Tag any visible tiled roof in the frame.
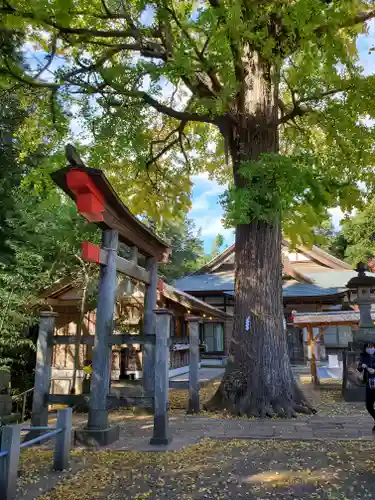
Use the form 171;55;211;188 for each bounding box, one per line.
293;310;375;325
174;267;375;298
174;273;346;298
283;281;343;297
174;273;235;292
162;282;231;318
305;270;375;289
223;281;344;298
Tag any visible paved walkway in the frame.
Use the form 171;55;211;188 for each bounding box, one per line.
169;367;225;388
92;411;375;452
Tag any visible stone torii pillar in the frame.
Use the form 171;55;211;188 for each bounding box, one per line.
31;311;58;429
86;229;119;440
185;316;202;414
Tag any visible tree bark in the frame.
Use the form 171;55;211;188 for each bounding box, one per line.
205;50;313;417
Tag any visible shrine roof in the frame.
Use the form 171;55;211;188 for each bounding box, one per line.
305;270;375;289
293;310;375;326
51;166;171;263
174;272;235;293
174;272;347;297
222;281;345;298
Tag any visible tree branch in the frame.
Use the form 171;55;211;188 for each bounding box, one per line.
278;103;310;125
100;0;113;17
0;62;59;89
207;0;243;82
34;35;57;79
279;84;355;125
107;92;214;124
146;138;179;167
315;8;375;36
0;6;140;38
141;93;214;124
165;6;221;94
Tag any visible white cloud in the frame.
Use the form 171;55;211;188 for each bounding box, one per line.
193;215;233;238
328;207;344;231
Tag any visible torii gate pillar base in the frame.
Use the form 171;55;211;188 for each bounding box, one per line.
74;425;120;447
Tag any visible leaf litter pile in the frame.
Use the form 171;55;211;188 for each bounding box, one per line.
19;439;375;499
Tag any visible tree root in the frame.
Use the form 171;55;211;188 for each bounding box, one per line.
204;382;316;418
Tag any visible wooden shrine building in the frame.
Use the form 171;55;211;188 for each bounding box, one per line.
174;243;363;364
40;274;229;395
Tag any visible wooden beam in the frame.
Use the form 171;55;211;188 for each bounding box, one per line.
53;334;156;346
47;394;154;409
82;244;151;283
116;254;150;284
294;320;357;328
108;334;155;345
45;299;81;306
53;336;94;345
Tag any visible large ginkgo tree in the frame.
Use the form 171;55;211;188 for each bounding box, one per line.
2;0;375;416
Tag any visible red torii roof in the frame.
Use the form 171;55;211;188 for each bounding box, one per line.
51;166;171;263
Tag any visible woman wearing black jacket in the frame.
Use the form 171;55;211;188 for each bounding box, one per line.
357;342;375;430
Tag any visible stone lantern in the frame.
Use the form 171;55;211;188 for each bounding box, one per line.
346;262;375;350
346;262;375;328
343;263;375;401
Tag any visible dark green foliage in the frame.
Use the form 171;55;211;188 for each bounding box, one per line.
0;189;100;390
158;217;207;283
339;205;375;266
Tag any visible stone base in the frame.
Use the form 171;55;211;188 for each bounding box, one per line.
0;413;20;425
74;425;120;447
149;435;172;446
343;386;366;402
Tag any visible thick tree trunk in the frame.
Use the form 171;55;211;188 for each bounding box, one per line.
205;51;313;417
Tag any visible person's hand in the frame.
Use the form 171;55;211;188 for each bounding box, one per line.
368;368;375;375
362;363;368;369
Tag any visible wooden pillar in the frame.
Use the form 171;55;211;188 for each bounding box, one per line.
0;424;21;500
150;309;171;446
53;407;72;471
143;257;158;395
87;229;118;430
126;246;138;296
186;317;201;414
31;311;58;428
307;325;318;385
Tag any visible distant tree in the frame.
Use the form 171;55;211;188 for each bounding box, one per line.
314;218;348;261
340;205;375;267
158;217;206;282
210;234;225;259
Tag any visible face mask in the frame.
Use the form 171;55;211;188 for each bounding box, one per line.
366;348;375;355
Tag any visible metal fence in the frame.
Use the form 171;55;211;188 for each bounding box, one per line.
11;387;34;422
0;407;72;499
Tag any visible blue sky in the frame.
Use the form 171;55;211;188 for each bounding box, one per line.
191;21;375;253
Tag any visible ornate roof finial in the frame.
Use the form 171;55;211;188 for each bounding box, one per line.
356;262;368;277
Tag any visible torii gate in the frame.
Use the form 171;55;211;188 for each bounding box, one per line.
31;145;172;446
